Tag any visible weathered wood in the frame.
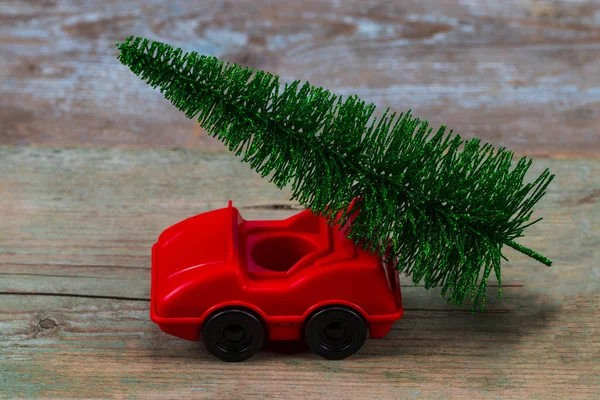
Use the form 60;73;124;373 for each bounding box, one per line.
1;294;597;399
2;0;600;156
0;147;598;398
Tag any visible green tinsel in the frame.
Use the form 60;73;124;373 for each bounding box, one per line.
116;36;554;312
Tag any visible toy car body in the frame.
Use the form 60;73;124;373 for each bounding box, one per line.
150;200;403;361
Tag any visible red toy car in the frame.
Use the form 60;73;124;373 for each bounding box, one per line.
150;199;403;361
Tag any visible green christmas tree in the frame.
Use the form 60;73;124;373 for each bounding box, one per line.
116;36;554;311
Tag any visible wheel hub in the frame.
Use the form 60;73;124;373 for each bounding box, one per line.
223;324;245;343
324;321;347;341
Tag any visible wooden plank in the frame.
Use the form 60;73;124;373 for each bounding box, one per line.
1;294;598;399
0;146;598;398
2;0;600;156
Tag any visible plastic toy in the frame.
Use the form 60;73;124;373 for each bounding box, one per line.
150;199;402;361
116;36;555;361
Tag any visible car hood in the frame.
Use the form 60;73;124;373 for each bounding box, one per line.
153;207;231;283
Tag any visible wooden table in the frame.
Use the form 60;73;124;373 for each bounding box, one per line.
1;1;599;399
1;147;598;399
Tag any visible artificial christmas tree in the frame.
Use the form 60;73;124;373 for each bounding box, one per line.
116;36;554;359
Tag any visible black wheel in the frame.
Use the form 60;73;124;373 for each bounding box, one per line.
304;306;367;360
202;308;264;362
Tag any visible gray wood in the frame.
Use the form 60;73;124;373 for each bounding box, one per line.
0;147;598;398
2;0;600;156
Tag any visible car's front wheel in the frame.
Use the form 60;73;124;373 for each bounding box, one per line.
202;308;265;362
304;306;367;360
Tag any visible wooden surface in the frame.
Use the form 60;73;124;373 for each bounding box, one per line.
2;0;600;157
0;147;598;399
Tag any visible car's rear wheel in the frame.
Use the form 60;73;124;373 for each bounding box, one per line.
304;306;367;360
202;308;264;362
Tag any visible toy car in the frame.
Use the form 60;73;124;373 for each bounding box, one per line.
150;199;403;361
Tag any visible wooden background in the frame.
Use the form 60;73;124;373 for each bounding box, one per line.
3;0;600;156
1;0;599;399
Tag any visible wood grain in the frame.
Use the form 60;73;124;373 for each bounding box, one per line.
2;0;600;156
0;147;598;399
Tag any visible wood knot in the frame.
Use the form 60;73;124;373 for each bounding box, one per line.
39;318;58;330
